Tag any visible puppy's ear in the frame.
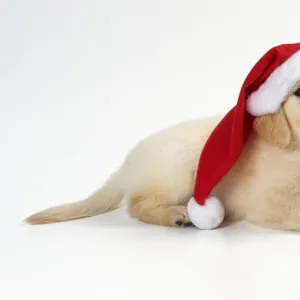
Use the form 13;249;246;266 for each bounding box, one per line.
253;107;291;148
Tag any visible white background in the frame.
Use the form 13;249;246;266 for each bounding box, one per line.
1;1;300;299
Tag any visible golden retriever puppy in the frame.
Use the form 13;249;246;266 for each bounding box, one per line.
25;84;300;231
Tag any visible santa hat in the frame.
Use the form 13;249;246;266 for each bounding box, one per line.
188;42;300;230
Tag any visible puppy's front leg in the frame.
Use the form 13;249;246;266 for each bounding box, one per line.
247;194;300;231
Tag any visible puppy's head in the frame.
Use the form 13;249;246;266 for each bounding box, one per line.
253;83;300;148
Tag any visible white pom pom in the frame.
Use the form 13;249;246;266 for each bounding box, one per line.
187;197;225;230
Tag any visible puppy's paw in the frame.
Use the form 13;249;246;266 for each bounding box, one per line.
168;206;193;228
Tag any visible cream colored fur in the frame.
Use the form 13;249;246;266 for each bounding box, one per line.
26;86;300;230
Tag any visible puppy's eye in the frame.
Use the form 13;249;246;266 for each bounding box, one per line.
294;88;300;97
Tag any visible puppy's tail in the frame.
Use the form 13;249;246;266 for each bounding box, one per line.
25;172;124;225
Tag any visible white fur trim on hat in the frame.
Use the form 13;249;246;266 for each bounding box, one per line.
247;50;300;117
187;197;225;230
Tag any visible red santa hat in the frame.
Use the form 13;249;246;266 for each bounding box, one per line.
188;42;300;230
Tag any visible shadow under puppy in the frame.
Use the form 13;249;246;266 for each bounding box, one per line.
26;43;300;231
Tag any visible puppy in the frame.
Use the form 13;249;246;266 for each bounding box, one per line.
25;84;300;230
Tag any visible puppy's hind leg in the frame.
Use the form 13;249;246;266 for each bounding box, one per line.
127;187;192;228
